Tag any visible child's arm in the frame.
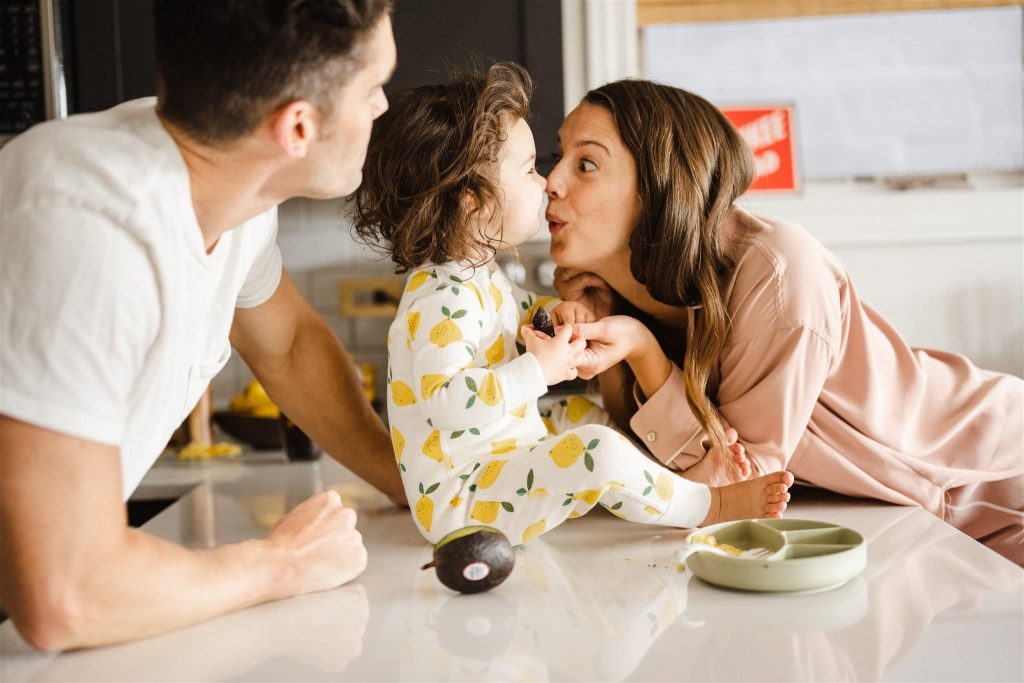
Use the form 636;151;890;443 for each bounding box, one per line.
402;284;548;432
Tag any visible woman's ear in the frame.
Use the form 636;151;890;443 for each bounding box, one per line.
268;100;319;158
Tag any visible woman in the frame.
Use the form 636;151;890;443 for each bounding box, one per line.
546;79;1023;564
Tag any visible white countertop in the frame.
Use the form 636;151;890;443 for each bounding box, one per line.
3;454;1022;682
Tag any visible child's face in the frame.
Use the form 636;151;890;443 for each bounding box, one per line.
492;117;547;247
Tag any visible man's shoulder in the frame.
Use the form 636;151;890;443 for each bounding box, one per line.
1;98;178;221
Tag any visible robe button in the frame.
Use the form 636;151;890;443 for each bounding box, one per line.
646;431;657;443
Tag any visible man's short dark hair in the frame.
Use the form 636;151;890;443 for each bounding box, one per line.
154;0;392;145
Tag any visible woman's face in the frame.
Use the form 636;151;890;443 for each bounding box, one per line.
545;102;639;273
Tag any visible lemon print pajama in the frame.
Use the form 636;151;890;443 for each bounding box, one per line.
387;262;713;545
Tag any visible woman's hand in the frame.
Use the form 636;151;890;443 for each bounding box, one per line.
553;267;614;320
573;316;653;379
521;323;586;385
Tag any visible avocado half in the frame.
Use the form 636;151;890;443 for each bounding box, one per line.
422;526;515;593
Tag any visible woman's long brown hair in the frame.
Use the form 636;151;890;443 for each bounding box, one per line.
584;80;754;465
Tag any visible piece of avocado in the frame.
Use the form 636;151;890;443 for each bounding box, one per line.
532;307;556;337
421;526;515;593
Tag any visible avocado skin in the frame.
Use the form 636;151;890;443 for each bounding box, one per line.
532;307;555;337
426;527;515;594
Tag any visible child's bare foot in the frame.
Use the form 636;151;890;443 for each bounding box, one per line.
701;471;794;525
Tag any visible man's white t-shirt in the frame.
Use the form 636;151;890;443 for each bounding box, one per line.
0;98;283;498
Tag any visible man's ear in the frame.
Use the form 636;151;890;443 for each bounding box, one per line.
269;100;318;158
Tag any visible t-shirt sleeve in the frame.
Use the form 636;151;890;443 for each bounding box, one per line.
235;210;282;309
0;202;160;445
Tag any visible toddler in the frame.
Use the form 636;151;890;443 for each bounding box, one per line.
353;63;793;544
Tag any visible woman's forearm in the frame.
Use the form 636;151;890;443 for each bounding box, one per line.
597;363;637;432
625;330;674;401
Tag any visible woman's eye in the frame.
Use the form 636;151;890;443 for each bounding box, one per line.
580;159;597;172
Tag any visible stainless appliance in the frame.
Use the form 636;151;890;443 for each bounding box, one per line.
0;0;66;145
0;0;156;148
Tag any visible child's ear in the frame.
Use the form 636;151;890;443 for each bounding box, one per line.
460;190;495;228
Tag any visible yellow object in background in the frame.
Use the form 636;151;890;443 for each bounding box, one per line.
360;362;376;402
177;441;242;461
229;380;280;417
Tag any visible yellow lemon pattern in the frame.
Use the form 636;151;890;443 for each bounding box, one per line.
550;434;600;470
391;379;416;406
429;306;465;348
477;459;508;488
388;262;707;545
422;429;446;463
521;519;547;543
566;396;596;423
488;281;503;310
490;439;516;456
415;481;440;532
470;500;500;524
406;311;421;350
485;334;505;366
420;374;449;400
391;425;405;463
406;270;432;292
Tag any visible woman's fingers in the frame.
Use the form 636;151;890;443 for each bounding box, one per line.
555;268;609;299
572;318;611;342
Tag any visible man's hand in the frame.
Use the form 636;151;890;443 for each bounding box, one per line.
264;490;367;595
521;323;586;385
552;268;614;320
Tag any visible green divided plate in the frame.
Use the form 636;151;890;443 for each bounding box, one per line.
684;519;867;593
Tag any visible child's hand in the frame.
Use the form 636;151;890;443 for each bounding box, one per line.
551;301;594;336
521;323;586;385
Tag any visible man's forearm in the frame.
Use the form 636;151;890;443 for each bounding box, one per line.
247;315;406;505
43;532;285;650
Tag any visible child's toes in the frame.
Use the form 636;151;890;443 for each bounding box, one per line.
765;500;787;514
766;482;788;496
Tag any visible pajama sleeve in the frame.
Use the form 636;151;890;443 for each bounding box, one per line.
406;284;548;432
629;324;834;477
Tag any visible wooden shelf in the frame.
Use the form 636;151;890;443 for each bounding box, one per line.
637;0;1024;26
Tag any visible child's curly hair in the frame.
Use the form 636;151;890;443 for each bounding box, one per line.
352;62;533;272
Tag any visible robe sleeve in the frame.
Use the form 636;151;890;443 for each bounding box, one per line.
629;324;834;476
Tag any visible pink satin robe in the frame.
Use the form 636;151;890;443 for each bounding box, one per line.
628;209;1023;564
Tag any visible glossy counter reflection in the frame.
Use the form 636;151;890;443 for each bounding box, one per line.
2;458;1021;682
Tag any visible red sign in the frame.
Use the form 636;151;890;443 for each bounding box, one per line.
720;105;799;193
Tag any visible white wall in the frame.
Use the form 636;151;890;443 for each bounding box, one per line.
642;7;1024;178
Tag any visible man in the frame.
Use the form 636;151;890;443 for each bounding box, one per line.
0;0;402;650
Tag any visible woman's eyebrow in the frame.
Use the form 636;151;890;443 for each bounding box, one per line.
553;135;610;155
578;140;610;154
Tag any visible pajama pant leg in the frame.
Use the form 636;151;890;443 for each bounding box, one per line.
440;396;712;545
